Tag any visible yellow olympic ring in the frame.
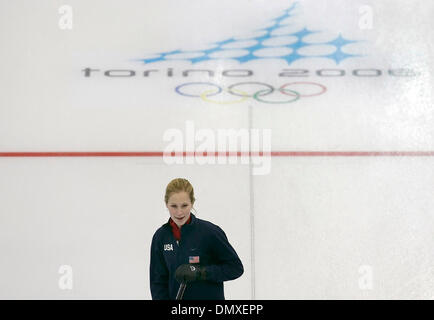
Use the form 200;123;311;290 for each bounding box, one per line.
200;88;249;105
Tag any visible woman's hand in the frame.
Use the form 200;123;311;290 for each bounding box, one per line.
175;264;207;283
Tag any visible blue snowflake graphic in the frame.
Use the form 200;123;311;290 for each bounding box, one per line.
136;2;363;65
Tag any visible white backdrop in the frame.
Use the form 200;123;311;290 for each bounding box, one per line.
0;0;433;299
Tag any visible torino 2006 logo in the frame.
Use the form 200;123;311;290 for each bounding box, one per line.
129;1;420;105
81;3;420;104
175;81;327;104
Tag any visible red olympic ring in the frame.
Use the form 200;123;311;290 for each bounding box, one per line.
280;82;327;97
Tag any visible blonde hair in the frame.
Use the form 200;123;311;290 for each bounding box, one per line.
164;178;196;205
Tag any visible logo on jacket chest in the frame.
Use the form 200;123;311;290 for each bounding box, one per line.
189;256;200;264
164;243;174;251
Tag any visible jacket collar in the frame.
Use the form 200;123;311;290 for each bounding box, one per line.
166;212;196;228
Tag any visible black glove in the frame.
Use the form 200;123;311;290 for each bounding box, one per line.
175;264;207;283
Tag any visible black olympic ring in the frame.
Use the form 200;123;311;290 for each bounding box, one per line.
228;82;275;97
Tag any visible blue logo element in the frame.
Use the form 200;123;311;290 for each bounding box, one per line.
138;2;362;65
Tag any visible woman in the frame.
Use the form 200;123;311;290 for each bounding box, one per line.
150;178;244;300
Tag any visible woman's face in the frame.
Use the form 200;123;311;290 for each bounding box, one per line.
166;191;192;227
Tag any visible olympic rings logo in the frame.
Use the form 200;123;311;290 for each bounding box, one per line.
175;81;327;104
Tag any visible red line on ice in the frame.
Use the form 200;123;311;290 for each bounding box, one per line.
1;151;434;157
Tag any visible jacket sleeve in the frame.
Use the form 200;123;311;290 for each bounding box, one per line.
204;225;244;283
149;232;170;300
